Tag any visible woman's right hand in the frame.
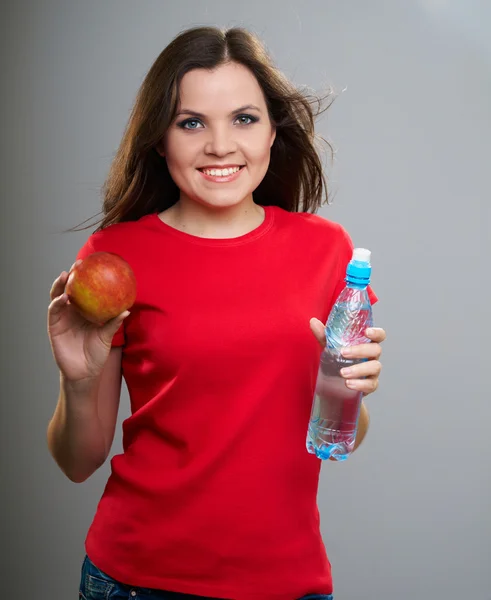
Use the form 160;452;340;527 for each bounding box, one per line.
47;262;129;387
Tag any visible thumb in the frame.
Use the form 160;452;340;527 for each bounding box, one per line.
310;317;327;348
100;310;130;346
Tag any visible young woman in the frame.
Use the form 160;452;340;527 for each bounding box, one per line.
47;26;386;600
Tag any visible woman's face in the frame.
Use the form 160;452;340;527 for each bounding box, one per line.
160;62;276;210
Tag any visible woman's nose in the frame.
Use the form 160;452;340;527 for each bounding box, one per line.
204;126;238;157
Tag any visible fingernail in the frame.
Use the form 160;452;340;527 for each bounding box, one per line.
340;367;352;377
346;380;356;388
366;328;375;336
341;347;352;357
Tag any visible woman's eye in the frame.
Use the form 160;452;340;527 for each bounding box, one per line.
235;114;258;126
179;119;203;130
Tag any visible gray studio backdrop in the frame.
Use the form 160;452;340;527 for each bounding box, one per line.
1;1;489;599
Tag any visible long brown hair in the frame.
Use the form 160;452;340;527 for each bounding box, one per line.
77;26;333;232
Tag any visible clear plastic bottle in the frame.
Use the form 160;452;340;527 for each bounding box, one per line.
306;248;373;461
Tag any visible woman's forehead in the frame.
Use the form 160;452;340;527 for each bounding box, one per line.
178;63;266;112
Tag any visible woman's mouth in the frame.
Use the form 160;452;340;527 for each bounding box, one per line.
197;165;245;183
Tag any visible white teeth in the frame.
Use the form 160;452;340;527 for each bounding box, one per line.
202;166;241;177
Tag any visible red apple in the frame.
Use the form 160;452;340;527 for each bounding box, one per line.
65;251;137;323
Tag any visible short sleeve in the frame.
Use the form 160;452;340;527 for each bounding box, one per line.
333;224;379;306
74;235;126;347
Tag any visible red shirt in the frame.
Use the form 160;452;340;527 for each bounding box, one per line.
76;205;377;599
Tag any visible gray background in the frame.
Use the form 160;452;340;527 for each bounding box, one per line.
1;1;489;599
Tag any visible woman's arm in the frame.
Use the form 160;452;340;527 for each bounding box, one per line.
47;347;123;483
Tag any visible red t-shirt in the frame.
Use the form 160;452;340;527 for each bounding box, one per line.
76;205;377;600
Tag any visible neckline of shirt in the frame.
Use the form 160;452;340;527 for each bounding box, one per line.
150;204;276;247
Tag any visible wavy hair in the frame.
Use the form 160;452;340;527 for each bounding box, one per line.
75;26;334;231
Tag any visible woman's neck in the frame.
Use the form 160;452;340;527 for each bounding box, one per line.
158;197;265;239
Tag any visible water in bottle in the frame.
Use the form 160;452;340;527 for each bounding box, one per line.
306;248;373;461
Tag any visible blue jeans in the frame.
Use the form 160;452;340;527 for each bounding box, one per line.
79;555;334;600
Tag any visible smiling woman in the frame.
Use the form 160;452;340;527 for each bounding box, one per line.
47;25;386;600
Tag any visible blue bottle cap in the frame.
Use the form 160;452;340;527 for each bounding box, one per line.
346;248;371;286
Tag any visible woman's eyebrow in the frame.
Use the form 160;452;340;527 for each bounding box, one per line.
175;104;262;118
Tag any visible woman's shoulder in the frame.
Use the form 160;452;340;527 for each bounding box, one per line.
271;205;347;239
89;214;157;243
77;214;158;259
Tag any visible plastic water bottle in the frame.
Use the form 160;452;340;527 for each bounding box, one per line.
306;248;373;461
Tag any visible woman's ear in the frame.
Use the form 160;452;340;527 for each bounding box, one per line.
155;141;165;158
270;126;276;148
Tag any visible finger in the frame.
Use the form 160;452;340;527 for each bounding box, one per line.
309;317;326;348
49;260;83;300
68;259;83;272
342;343;381;360
99;310;130;346
365;327;386;343
50;272;69;300
345;376;379;395
48;292;68;316
340;360;382;380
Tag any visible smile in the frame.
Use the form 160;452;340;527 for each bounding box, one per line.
197;165;245;183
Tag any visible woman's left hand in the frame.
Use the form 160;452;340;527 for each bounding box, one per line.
309;318;386;398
